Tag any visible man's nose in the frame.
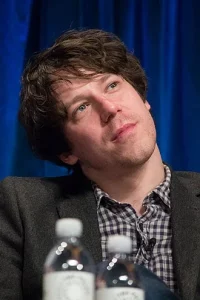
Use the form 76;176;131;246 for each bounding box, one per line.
96;97;121;123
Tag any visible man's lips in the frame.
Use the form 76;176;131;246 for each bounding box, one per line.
111;123;136;141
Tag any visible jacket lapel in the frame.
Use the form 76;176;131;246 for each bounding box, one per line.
171;172;200;300
55;174;102;264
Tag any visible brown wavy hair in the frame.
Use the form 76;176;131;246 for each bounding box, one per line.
19;29;147;166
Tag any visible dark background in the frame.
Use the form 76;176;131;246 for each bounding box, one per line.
0;0;200;179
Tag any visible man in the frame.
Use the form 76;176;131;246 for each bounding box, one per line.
0;29;199;300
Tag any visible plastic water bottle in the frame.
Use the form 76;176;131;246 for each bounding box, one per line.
96;235;145;300
43;218;95;300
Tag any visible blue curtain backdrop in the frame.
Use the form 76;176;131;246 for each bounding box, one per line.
0;0;200;179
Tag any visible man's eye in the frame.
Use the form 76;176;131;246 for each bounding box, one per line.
108;82;118;90
74;103;89;114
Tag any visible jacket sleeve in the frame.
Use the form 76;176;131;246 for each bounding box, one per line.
0;177;23;300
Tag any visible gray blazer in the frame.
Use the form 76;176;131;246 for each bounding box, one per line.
0;170;200;300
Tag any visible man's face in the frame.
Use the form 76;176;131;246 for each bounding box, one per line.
56;74;156;174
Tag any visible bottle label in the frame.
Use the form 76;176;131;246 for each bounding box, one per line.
96;287;144;300
43;271;95;300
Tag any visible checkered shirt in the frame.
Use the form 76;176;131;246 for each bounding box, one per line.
93;165;177;293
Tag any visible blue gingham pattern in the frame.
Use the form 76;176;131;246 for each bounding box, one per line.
93;165;177;293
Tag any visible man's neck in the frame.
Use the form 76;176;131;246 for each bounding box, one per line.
84;145;165;215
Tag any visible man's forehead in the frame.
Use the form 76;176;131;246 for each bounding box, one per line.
53;73;115;95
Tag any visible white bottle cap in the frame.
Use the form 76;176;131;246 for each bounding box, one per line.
107;235;132;254
55;218;83;238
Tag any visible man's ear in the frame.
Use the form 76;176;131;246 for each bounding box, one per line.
59;153;79;165
144;100;151;111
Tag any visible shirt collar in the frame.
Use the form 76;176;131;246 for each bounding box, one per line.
143;165;171;208
92;165;171;209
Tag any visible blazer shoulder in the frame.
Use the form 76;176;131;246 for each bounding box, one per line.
174;170;200;180
0;172;88;198
1;175;70;187
173;170;200;191
0;175;75;199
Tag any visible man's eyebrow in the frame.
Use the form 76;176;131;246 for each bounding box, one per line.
65;94;85;109
98;73;112;84
65;74;115;108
